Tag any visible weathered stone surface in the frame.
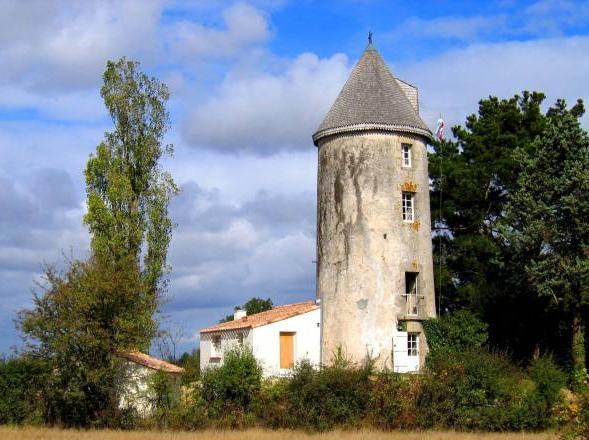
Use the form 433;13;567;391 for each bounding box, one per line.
316;132;436;369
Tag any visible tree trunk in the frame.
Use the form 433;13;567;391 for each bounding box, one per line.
572;307;587;389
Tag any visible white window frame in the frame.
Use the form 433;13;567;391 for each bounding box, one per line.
402;143;412;168
402;191;415;223
407;333;419;357
211;335;222;358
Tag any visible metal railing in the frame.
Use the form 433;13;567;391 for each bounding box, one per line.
401;293;424;317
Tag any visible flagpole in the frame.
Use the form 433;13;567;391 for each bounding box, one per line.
436;115;444;316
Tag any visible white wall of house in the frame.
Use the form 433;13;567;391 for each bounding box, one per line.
252;308;320;377
200;308;320;377
200;329;252;371
118;361;155;417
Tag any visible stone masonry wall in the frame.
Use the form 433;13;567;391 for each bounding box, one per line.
317;131;435;369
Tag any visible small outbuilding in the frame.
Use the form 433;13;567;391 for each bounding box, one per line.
200;300;320;377
117;351;184;417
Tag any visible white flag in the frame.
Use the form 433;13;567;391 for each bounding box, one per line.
436;117;445;140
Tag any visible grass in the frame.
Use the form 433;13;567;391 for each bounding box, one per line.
0;427;560;440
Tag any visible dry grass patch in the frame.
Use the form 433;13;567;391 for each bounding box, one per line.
0;427;560;440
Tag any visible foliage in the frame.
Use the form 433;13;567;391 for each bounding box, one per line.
527;356;567;424
148;371;182;429
430;91;548;311
221;297;274;322
505;105;589;386
0;355;46;425
200;346;263;421
84;57;178;329
17;58;177;427
430;91;586;365
284;358;373;431
561;392;589;439
18;256;149;427
422;310;488;357
2;348;560;432
418;349;565;431
177;349;200;385
367;373;419;429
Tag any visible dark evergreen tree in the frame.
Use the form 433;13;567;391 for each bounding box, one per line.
506;102;589;386
429;91;585;362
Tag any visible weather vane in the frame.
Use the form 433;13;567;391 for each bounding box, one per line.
368;31;373;45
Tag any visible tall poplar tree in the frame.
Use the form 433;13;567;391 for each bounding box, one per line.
84;57;178;328
18;58;177;426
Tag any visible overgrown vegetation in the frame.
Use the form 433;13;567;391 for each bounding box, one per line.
108;346;572;432
15;58;177;428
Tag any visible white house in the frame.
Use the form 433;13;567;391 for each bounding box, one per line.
199;300;320;377
117;351;184;416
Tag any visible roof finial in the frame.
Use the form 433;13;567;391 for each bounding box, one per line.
368;31;373;46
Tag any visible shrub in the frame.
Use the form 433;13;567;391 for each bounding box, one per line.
0;355;46;425
252;378;291;428
418;349;534;430
367;372;419;429
200;346;262;423
148;370;183;429
422;310;488;358
561;391;589;439
285;358;373;431
526;355;567;428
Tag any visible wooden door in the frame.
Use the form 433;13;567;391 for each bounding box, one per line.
280;332;295;369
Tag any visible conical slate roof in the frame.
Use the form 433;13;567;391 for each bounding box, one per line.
312;45;431;145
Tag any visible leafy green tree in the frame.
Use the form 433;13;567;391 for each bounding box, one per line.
221;297;274;322
18;255;147;426
18;58;177;426
177;349;201;384
505;104;589;386
84;57;178;319
430;91;546;312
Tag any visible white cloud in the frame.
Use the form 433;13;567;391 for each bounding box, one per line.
0;0;165;93
168;2;271;59
182;52;350;153
521;1;589;35
397;36;589;131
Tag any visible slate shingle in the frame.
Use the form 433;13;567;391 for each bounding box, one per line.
313;45;431;145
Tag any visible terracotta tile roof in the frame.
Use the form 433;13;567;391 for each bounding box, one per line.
200;300;319;334
118;351;185;374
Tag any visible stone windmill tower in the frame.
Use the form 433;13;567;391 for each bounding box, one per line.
313;41;436;372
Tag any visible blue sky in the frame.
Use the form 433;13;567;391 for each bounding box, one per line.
1;0;589;356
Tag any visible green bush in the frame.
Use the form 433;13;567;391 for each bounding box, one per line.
285;359;373;431
367;372;419;429
526;355;567;428
252;378;291;428
200;346;262;423
418;348;567;431
0;355;46;425
422;310;488;358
